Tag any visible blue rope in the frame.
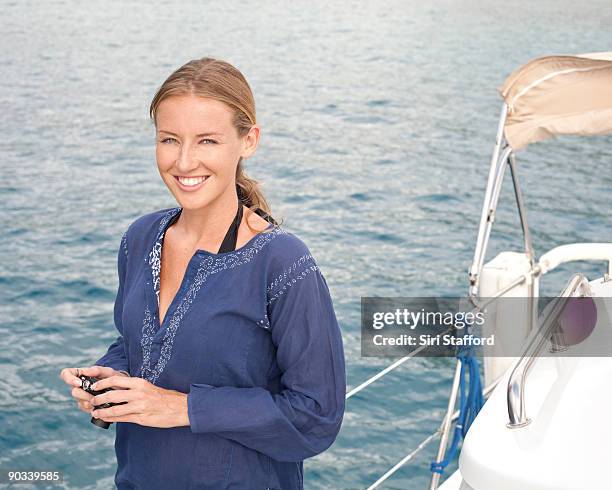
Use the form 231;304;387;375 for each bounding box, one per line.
430;345;484;475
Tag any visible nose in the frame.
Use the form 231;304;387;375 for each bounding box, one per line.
175;141;200;173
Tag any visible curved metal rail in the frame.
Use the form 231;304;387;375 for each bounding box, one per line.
506;273;591;428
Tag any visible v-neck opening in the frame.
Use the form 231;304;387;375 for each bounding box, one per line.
148;206;276;332
139;206;286;384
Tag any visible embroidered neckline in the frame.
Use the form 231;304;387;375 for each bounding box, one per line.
147;207;278;305
139;207;286;384
148;207;182;306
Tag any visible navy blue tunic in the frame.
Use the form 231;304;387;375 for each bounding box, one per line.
94;206;346;489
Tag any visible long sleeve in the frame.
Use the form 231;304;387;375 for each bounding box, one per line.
94;231;130;373
187;254;346;462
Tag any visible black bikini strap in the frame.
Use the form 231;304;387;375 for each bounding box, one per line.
218;201;244;253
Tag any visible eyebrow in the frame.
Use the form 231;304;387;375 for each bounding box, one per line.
157;130;222;137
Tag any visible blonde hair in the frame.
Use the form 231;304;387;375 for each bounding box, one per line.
149;57;281;232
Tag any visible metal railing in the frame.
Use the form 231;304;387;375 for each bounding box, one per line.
506;273;591;428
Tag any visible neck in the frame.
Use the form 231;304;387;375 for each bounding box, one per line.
175;187;241;248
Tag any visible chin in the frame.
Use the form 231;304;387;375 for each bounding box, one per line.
173;190;219;210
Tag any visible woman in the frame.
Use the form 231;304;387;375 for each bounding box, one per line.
59;57;346;489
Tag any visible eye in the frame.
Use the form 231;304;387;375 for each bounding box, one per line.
158;137;217;144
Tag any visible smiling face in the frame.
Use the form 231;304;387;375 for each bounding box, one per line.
154;94;259;209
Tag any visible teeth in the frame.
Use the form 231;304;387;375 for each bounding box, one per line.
177;176;208;186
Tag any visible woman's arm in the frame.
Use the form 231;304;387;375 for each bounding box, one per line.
187;254;346;462
94;231;130;373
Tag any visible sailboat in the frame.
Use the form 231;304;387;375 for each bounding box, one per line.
352;51;612;490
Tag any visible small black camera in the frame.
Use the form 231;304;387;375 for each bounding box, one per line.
79;374;127;429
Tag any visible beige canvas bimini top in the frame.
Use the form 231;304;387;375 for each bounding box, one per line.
499;52;612;150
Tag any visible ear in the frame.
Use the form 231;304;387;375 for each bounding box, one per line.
240;125;260;159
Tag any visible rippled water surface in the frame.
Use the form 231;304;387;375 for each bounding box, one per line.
1;1;611;488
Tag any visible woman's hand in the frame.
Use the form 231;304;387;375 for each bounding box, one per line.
87;375;190;429
59;366;129;415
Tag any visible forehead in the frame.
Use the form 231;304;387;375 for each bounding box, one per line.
156;95;233;130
